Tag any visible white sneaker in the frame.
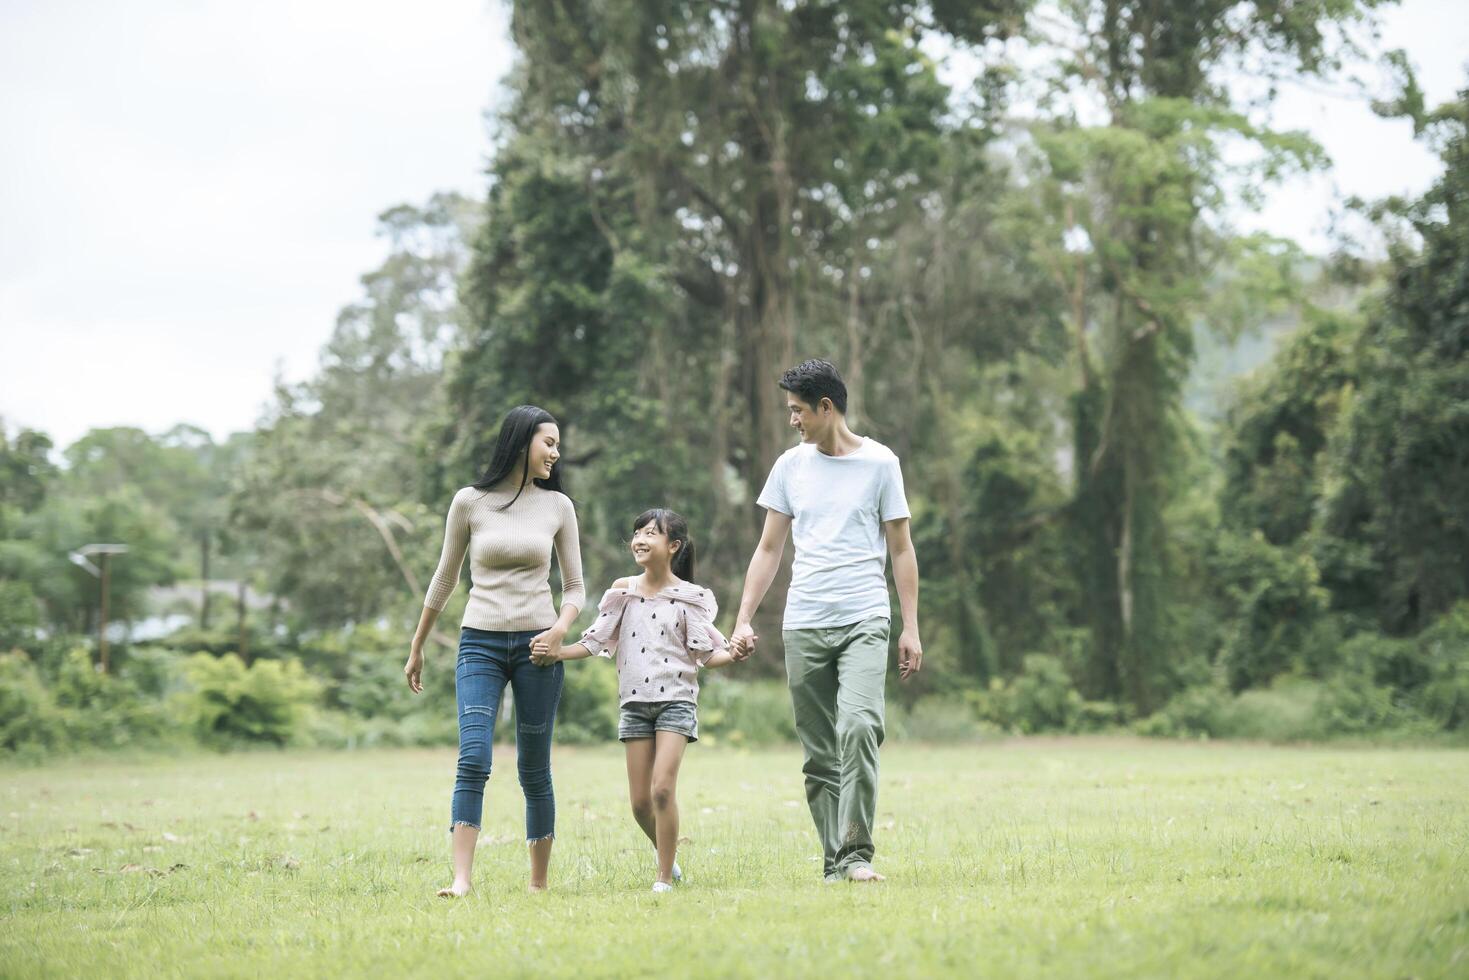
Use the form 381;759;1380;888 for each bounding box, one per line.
651;881;674;894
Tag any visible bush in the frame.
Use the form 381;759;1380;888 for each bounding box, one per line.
1312;673;1418;736
1136;684;1233;738
0;652;66;754
1213;531;1330;691
888;694;999;742
52;647;172;746
555;658;620;744
179;653;320;746
698;678;796;746
974;655;1108;734
1416;602;1469;730
116;645;188;699
0;579;40;650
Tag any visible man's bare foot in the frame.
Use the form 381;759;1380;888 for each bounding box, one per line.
847;866;886;882
528;882;548;893
436;880;471;898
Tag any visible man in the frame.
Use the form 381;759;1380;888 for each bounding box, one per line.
729;358;922;883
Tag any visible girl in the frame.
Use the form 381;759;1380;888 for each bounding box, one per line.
404;405;586;898
531;509;735;893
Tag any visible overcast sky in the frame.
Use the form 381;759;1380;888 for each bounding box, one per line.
2;0;1466;452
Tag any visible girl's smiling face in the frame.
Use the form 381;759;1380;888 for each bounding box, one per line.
630;519;679;571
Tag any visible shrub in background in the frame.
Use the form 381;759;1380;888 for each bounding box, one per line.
698;678;796;746
555;659;620;744
179;653;320;746
0;652;66;754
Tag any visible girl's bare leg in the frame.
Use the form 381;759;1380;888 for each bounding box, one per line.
625;738;657;844
650;730;689;885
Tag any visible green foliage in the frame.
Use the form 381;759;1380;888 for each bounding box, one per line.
179;654;321;747
0;653;67;754
1314;94;1469;634
887;694;1000;742
0;579;40;650
1212;530;1330;690
972;655;1118;734
555;660;620;745
697;678;797;747
11;4;1465;752
1409;602;1469;730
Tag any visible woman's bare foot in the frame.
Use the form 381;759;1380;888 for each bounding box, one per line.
436;879;472;898
847;866;886;882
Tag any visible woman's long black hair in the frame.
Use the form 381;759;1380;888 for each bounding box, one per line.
472;405;566;510
633;508;696;582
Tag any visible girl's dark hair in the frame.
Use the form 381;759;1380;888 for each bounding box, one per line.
633;508;696;582
472;405;565;509
779;358;848;414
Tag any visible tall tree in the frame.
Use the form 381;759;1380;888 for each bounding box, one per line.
1026;0;1386;711
1318;86;1469;634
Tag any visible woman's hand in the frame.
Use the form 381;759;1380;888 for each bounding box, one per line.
404;646;424;694
530;628;564;666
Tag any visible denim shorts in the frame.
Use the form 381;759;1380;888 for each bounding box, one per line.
619;699;699;742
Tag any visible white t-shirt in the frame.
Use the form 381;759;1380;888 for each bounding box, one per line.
756;437;910;630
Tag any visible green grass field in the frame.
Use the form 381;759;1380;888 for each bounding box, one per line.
2;739;1467;978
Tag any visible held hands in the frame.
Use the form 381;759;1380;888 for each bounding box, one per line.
404;647;424;694
728;622;758;662
897;628;923;680
530;628;564;666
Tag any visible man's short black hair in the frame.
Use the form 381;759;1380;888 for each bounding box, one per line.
779;359;848;415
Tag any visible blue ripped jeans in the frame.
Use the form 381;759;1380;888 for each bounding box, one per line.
451;627;564;840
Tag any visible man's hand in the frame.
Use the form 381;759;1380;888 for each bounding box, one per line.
897;628;923;680
729;622;758;662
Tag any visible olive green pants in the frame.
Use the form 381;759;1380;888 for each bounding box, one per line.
783;617;889;879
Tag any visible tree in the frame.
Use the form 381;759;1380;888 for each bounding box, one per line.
1317;86;1469;634
1024;0;1385;712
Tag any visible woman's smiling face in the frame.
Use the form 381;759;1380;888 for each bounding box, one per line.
527;422;560;480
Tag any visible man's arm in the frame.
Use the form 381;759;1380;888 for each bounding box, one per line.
884;517;922;679
729;509;792;659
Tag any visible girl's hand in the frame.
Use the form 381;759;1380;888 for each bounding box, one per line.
404;647;424;694
530;629;563;666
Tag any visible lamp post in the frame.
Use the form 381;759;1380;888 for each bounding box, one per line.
68;543;129;673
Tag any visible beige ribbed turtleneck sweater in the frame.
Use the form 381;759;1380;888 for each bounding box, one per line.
423;483;586;631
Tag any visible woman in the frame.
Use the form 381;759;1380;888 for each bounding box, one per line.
404;405;585;897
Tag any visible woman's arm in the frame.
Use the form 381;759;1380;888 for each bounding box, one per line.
534;498;588;660
406;492;470;693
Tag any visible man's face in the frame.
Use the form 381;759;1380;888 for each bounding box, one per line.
787;395;828;442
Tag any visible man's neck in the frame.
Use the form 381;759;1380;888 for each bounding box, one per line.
812;422;862;458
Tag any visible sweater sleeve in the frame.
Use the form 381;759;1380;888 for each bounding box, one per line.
553;497;586;617
423;489;471;611
579;589;631;659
